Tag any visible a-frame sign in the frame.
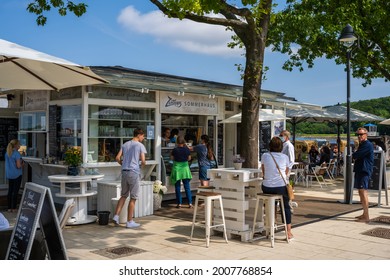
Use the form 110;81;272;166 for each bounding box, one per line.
6;182;67;260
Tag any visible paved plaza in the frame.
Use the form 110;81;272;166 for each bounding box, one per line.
62;172;390;260
2;171;390;261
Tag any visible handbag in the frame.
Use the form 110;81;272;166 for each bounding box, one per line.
269;153;295;201
208;152;218;169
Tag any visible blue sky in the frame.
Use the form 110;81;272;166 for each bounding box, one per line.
0;0;388;106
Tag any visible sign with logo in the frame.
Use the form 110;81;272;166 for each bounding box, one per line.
24;91;48;110
160;92;218;115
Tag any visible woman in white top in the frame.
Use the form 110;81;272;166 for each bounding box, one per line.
261;136;293;240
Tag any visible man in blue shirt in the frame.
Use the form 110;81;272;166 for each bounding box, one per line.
352;127;374;223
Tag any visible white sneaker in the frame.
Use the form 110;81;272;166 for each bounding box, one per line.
126;220;140;228
290;201;299;208
112;215;119;225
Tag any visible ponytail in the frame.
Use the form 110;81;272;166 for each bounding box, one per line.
201;135;214;160
7;139;20;157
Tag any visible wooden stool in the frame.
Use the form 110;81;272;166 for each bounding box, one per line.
196;185;215;193
251;193;289;247
189;191;228;248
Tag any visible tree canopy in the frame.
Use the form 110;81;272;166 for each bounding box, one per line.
26;0;389;167
268;0;390;86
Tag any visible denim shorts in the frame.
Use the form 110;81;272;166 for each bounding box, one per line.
198;166;210;181
354;173;370;190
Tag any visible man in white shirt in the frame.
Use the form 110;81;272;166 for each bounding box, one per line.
280;130;295;173
372;141;383;151
279;130;298;210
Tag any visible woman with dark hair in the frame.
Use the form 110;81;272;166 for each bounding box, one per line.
190;134;214;186
261;136;293;240
318;145;331;165
170;136;193;208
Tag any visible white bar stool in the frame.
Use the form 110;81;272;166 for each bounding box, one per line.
251;193;289;247
196;185;215;193
189;191;228;248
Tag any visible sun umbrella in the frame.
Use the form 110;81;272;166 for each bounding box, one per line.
325;104;385;122
380;118;390;125
0;39;108;91
219;109;289;123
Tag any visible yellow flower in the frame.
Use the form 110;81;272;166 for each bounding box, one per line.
64;147;82;167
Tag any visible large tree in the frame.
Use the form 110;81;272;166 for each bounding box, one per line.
28;0;274;168
26;0;390;168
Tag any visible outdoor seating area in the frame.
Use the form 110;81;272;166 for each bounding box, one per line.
2;174;389;260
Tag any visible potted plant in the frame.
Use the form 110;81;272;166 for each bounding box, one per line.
64;147;82;175
152;180;167;211
233;155;245;170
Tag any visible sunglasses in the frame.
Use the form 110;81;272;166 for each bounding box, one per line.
356;133;366;136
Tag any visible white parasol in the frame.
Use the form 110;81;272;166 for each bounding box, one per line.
220;109;289;123
0;39;108;91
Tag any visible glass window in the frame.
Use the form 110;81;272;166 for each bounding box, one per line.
48;105;81;160
88;105;155;162
20;111;46;131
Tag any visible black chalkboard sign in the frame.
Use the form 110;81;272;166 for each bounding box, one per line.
6;183;67;260
259;121;271;160
0;118;18;160
369;151;385;191
48;105;58;157
367;151;389;206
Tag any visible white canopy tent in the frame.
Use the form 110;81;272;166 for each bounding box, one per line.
380;118;390;125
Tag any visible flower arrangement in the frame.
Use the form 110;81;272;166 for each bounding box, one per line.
64;146;82;167
233;155;245;163
153;180;167;195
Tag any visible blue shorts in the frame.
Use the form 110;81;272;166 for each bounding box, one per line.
354;173;369;190
198;166;210;181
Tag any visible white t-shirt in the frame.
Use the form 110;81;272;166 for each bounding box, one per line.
282;140;295;169
262;152;289;188
0;212;9;230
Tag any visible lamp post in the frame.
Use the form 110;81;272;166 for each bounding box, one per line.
339;24;358;204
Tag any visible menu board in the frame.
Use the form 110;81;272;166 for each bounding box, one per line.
368;151;388;206
259;121;271;160
6;183;67;260
48;105;58;157
369;151;386;190
0;118;18;160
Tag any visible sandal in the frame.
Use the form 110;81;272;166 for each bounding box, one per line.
188;204;193;208
176;204;182;209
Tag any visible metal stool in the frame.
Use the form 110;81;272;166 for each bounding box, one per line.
251;193;289;247
189;191;228;248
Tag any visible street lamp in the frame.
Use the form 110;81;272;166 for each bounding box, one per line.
339;24;358;204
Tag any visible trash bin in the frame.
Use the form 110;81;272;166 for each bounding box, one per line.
97;211;110;225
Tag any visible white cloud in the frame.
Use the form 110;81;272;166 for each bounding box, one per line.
117;6;241;57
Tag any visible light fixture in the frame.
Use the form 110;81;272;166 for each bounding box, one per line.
86;85;93;93
177;91;185;96
338;24;358;204
236;96;242;102
141;87;149;93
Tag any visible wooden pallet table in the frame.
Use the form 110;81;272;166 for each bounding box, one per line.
207;168;263;241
